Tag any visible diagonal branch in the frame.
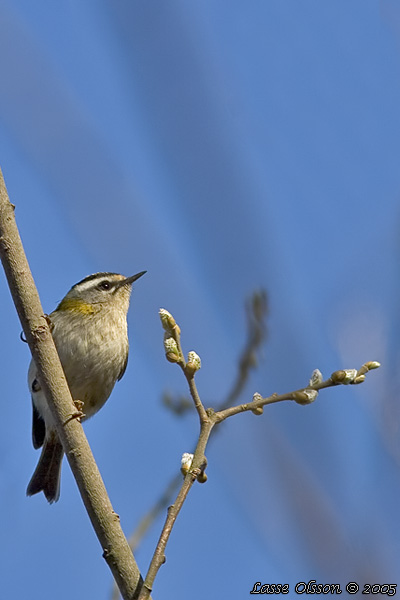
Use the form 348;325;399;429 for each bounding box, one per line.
0;168;147;600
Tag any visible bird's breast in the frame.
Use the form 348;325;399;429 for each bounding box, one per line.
49;308;129;418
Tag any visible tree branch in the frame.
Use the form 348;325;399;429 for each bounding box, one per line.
214;363;380;422
113;293;268;599
139;309;380;597
0;168;147;600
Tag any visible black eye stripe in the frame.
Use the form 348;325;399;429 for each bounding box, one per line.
98;280;112;290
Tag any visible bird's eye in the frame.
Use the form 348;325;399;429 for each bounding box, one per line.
98;280;111;290
31;378;41;393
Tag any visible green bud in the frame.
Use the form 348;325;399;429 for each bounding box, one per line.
309;369;323;387
159;308;181;336
186;351;201;376
293;389;318;405
331;369;357;384
365;361;381;370
164;335;180;363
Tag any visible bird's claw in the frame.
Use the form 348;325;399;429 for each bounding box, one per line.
64;400;86;424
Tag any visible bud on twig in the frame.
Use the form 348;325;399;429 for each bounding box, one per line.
197;471;208;484
355;361;382;378
181;453;193;477
163;335;180;363
196;456;208;483
251;392;264;415
331;369;358;384
330;362;381;385
365;361;380;370
309;369;323;387
159;308;181;337
180;453;208;482
293;389;319;405
186;351;201;376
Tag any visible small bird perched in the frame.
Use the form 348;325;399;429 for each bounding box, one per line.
27;271;146;503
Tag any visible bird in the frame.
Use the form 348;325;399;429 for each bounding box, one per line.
26;270;146;503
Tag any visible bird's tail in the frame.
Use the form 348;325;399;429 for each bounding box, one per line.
27;431;64;503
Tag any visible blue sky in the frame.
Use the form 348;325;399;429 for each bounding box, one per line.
0;1;399;598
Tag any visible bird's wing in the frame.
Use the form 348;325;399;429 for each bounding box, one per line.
118;354;128;381
32;398;46;449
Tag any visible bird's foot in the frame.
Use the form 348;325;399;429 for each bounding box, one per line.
64;399;86;424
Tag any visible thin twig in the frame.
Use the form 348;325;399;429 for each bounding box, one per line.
140;309;380;597
184;374;207;421
112;293;268;599
143;362;379;595
161;290;268;416
138;404;214;600
138;466;202;600
215;365;379;422
0;168;147;600
218;290;268;411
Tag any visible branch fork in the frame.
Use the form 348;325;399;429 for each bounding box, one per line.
136;308;381;598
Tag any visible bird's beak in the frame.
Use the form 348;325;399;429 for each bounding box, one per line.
120;271;147;287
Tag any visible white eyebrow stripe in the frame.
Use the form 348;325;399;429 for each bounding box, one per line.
73;276;110;293
71;273;125;294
